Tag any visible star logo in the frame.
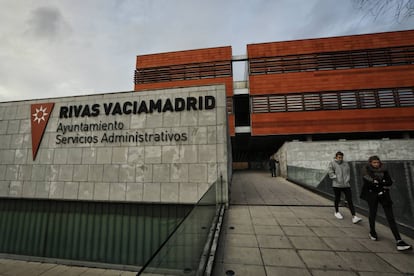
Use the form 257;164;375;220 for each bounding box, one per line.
32;105;49;124
31;103;55;160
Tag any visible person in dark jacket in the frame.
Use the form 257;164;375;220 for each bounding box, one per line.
328;151;361;223
269;156;278;177
361;155;411;251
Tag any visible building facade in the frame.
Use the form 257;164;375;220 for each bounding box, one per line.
1;29;414;269
0;87;230;268
134;30;414;163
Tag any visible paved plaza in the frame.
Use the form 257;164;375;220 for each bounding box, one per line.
1;170;413;275
213;171;414;275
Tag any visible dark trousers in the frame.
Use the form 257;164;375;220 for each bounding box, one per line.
270;168;276;177
333;187;356;215
367;192;401;241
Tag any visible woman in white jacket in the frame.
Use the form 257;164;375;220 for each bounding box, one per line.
328;151;362;224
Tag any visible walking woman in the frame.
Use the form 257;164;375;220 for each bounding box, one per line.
360;155;411;251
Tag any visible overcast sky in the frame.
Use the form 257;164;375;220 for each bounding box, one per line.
1;0;414;102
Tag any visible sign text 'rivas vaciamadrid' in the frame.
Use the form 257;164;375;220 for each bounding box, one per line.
55;95;216;145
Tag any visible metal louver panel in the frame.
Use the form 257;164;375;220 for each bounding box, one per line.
0;198;192;267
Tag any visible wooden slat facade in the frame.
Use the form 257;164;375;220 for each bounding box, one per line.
134;30;414;138
248;30;414;136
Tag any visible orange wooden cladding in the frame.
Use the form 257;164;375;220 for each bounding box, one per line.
248;30;414;136
136;46;232;68
134;46;233;95
247;30;414;58
251;107;414;136
228;114;235;136
249;65;414;95
135;46;234;135
133;30;414;137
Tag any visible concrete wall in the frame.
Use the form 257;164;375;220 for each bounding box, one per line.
0;85;229;204
276;139;414;184
275;140;414;231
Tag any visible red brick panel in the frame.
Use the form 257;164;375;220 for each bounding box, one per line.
228;114;235;136
136;46;232;68
249;65;414;95
251;107;414;135
134;77;233;97
247;30;414;57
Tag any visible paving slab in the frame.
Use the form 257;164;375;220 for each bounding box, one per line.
358;272;404;276
299;250;352;270
224;233;258;247
0;259;135;276
230;172;332;206
311;270;358;276
265;266;312;276
253;224;284;235
300;218;333;227
261;248;306;268
222;246;263;265
251;217;278;225
224;223;255;235
54;266;89;276
340;225;372;238
377;252;414;274
256;235;292;249
276;217;306;226
1;171;413;275
322;237;370;252
215;171;414;275
281;226;316;236
358;238;403;253
338;251;400;273
289;236;331;250
212;263;266;276
39;265;72;276
310;226;348;237
0;261;57;276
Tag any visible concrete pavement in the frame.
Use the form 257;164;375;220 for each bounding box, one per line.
0;258;137;276
1;170;413;275
213;171;414;275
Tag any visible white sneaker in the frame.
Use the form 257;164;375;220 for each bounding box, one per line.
352;216;362;224
396;240;412;251
334;212;343;219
